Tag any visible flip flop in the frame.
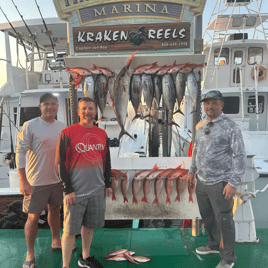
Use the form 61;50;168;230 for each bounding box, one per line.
52;246;77;253
23;257;35;268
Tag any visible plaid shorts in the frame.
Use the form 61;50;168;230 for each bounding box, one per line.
63;192;106;235
23;182;63;214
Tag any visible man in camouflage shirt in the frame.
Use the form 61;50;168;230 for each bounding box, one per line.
188;90;246;268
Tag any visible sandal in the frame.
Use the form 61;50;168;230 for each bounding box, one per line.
23;257;35;268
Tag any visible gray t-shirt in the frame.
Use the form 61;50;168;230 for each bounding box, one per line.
16;117;67;186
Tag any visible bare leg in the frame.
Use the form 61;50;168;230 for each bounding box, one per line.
62;232;75;268
23;213;40;268
81;226;94;259
47;204;61;248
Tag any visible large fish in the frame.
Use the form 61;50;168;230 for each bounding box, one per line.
133;62;158;74
93;64;115;77
121;172;129;203
174;72;186;115
83;76;95;99
94;74;108;122
188;173;197;203
162;74;176;119
187;71;198;113
153;76;162;108
111;51;138;140
130;74;142;121
175;173;187;202
142;74;154;114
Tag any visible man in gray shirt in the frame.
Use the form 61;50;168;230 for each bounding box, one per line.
16;93;67;268
188;90;246;268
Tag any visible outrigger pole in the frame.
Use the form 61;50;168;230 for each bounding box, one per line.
34;0;57;60
11;0;42;60
0;6;28;61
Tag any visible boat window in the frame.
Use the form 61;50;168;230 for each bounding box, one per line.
214;48;229;65
222;97;239;114
20;107;41;126
248;47;263;65
233;68;241;84
234;51;243;65
248;95;264;114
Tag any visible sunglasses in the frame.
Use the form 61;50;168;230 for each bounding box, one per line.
205;122;214;135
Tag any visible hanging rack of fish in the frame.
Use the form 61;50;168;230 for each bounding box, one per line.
11;0;41;60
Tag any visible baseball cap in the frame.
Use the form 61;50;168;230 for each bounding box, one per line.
40;93;58;103
200;90;224;103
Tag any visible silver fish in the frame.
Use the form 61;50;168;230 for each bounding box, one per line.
174;72;186;115
153;76;162;108
142;74;154;112
187;71;198;113
83;76;95;99
94;74;108;122
130;74;142;121
111;51;138;140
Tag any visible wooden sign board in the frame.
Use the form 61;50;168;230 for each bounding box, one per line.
73;22;190;53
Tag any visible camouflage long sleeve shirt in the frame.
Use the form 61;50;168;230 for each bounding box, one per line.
189;113;247;188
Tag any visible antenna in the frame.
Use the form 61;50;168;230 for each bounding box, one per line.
11;0;42;60
34;0;57;60
0;6;28;61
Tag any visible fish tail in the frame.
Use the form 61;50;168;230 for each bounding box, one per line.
175;195;180;202
124;197;128;203
173;109;184;116
119;129;135;141
152;198;159;205
126;50;138;69
112;194;116;201
140;197;147;203
96;116;107;123
166;197;171;204
132;197;138;204
190;108;197;114
132;114;142;121
189;196;193;203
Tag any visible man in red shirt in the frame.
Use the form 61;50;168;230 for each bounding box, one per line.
56;97;112;268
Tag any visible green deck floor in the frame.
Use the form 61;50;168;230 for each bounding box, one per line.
0;228;267;268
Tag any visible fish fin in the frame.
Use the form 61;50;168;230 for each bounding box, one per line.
152;164;159;170
173;109;184;116
96;116;107;123
140;197;147;203
189;196;193;203
166;197;171;204
190;109;197;114
112;195;116;201
93;64;98;69
119;129;135;141
132;114;142;121
126;50;138;69
152;198;159;205
175;195;180;202
124;197;128;203
132;197;138;204
173;60;176;66
164;121;180;128
152;62;158;67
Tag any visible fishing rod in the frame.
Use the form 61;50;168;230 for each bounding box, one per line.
34;0;57;60
11;0;42;60
0;6;29;61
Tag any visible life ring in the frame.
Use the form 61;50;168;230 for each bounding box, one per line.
251;66;267;81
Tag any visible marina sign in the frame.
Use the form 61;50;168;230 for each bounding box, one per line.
53;0;207;23
73;22;190;53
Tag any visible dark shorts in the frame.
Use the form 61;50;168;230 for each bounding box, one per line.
23;182;63;214
63;192;106;235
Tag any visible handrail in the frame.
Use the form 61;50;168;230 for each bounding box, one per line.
240;183;268;203
254;64;259;131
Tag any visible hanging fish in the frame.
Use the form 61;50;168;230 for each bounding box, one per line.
152;178;164;205
156;61;176;76
111;177;118;201
141;74;154;117
153;76;162;108
175;173;188;202
174;72;186;115
144;65;162;75
133;62;158;74
188;173;197;203
83;76;95;99
66;67;92;88
111;51;138;140
130;74;142;121
121;172;130;203
95;74;108;122
93;64;115;77
167;62;190;74
187;71;198;113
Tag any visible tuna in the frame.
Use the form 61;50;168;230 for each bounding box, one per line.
94;74;108;122
153;76;162;108
174;72;186;115
133;62;158;74
83;76;95;99
142;74;154;113
111;51;138;140
187;71;199;113
130;74;142;121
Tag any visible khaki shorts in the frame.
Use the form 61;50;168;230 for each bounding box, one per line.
23;182;63;214
63;192;106;235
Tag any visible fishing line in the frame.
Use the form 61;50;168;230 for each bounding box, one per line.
11;0;42;60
